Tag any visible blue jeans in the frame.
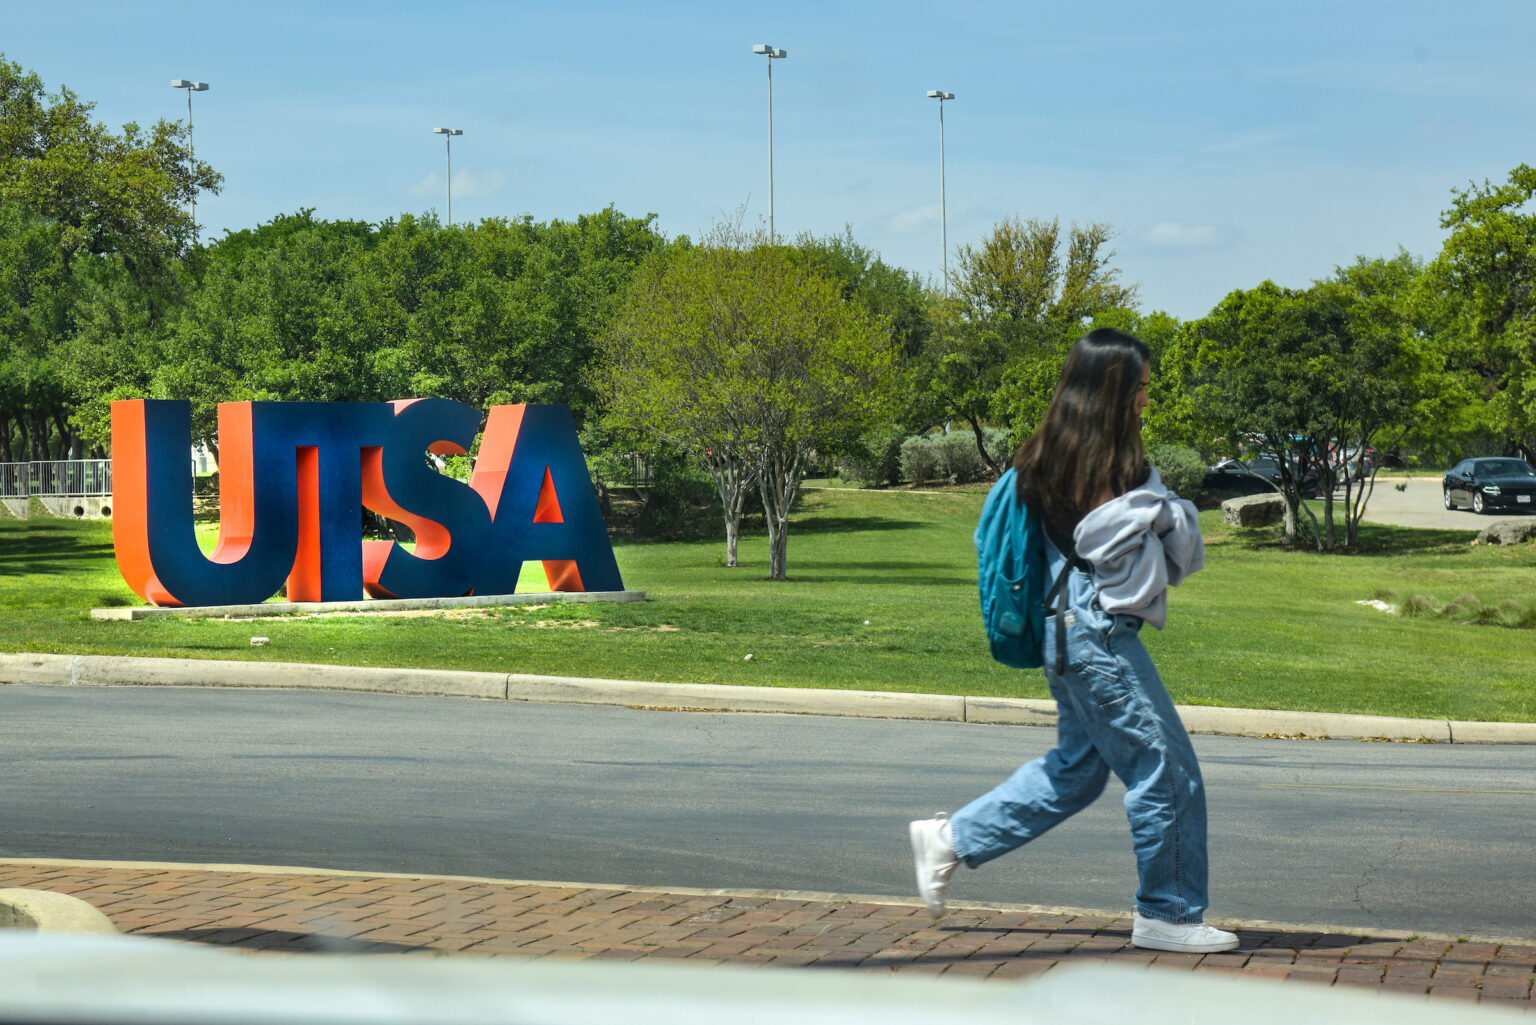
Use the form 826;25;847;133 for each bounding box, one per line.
948;553;1210;924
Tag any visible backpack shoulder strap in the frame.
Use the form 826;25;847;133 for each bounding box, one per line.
1043;529;1093;676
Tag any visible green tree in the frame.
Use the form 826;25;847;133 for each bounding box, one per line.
919;217;1137;475
142;211;384;453
0;201;73;460
0;53;221;459
596;235;898;579
129;208;666;456
790;227;932;360
1171;267;1429;549
788;228;933;473
1416;164;1536;460
0;54;220;278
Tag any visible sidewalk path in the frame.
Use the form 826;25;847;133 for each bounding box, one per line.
2;860;1531;1012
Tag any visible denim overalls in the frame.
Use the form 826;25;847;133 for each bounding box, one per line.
947;537;1210;925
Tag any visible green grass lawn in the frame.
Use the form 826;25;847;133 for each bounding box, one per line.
2;487;1534;722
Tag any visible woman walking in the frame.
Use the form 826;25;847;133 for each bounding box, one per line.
909;328;1237;953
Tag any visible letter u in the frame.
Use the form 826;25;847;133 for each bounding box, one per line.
112;400;298;607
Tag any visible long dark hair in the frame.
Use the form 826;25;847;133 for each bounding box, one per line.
1015;328;1151;539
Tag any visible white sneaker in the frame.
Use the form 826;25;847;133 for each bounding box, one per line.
908;814;959;916
1131;914;1238;952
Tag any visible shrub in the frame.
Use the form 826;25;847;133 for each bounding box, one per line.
833;425;906;487
1147;443;1206;501
1399;594;1437;617
633;449;716;539
900;434;942;484
981;427;1015;474
1469;603;1502;625
937;431;988;484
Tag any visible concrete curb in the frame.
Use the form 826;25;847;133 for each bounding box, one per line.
3;652;1534;744
0;888;117;934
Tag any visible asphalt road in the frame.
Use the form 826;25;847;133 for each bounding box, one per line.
1340;475;1536;530
2;686;1532;940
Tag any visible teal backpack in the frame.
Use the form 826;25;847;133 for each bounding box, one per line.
974;468;1081;672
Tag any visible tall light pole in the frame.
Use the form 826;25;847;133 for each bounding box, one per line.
751;43;787;240
170;79;209;243
433;127;463;225
926;90;954;293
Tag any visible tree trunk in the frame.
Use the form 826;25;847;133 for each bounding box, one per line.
758;443;808;582
704;448;753;568
1298;494;1322;551
766;518;788;581
52;409;75;460
1281;494;1300;546
967;415;1003;478
1319;470;1338;551
27;413;47;461
724;511;741;566
1344;470;1377;548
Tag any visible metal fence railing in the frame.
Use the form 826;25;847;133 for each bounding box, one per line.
35;459;113;496
625;453;653;488
0;462;24;499
0;459;115;497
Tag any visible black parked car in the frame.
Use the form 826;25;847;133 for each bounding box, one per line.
1203;455;1320;498
1442;457;1536;514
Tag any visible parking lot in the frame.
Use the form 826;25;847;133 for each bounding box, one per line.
1332;476;1536;530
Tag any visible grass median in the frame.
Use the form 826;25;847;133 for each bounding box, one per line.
2;485;1533;722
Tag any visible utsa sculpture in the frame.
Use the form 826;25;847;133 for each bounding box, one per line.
111;399;623;607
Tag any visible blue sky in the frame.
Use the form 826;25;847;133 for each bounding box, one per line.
8;1;1534;319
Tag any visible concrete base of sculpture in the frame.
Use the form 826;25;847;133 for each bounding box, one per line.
91;589;647;621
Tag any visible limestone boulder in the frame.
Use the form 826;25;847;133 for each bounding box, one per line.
1474;520;1536;546
1222;493;1284;527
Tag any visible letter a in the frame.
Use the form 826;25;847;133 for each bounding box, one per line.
470;404;624;594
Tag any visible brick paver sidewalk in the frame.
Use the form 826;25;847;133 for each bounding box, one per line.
2;860;1532;1012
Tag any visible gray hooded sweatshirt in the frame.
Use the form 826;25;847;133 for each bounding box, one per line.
1071;467;1204;630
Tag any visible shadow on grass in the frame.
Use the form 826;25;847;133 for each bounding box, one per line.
799;572;973;587
807;560;953;572
0;521;116;576
791;516;931;535
1217;522;1478;557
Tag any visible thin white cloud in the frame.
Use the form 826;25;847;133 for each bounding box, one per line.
451;168;507;199
1145;222;1225;247
407;169;507;200
885;204;941;235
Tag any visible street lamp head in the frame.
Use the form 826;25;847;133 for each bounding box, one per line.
171;79;190;88
753;44;786;58
927;90;954;100
191;82;209;91
433;127;463;136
